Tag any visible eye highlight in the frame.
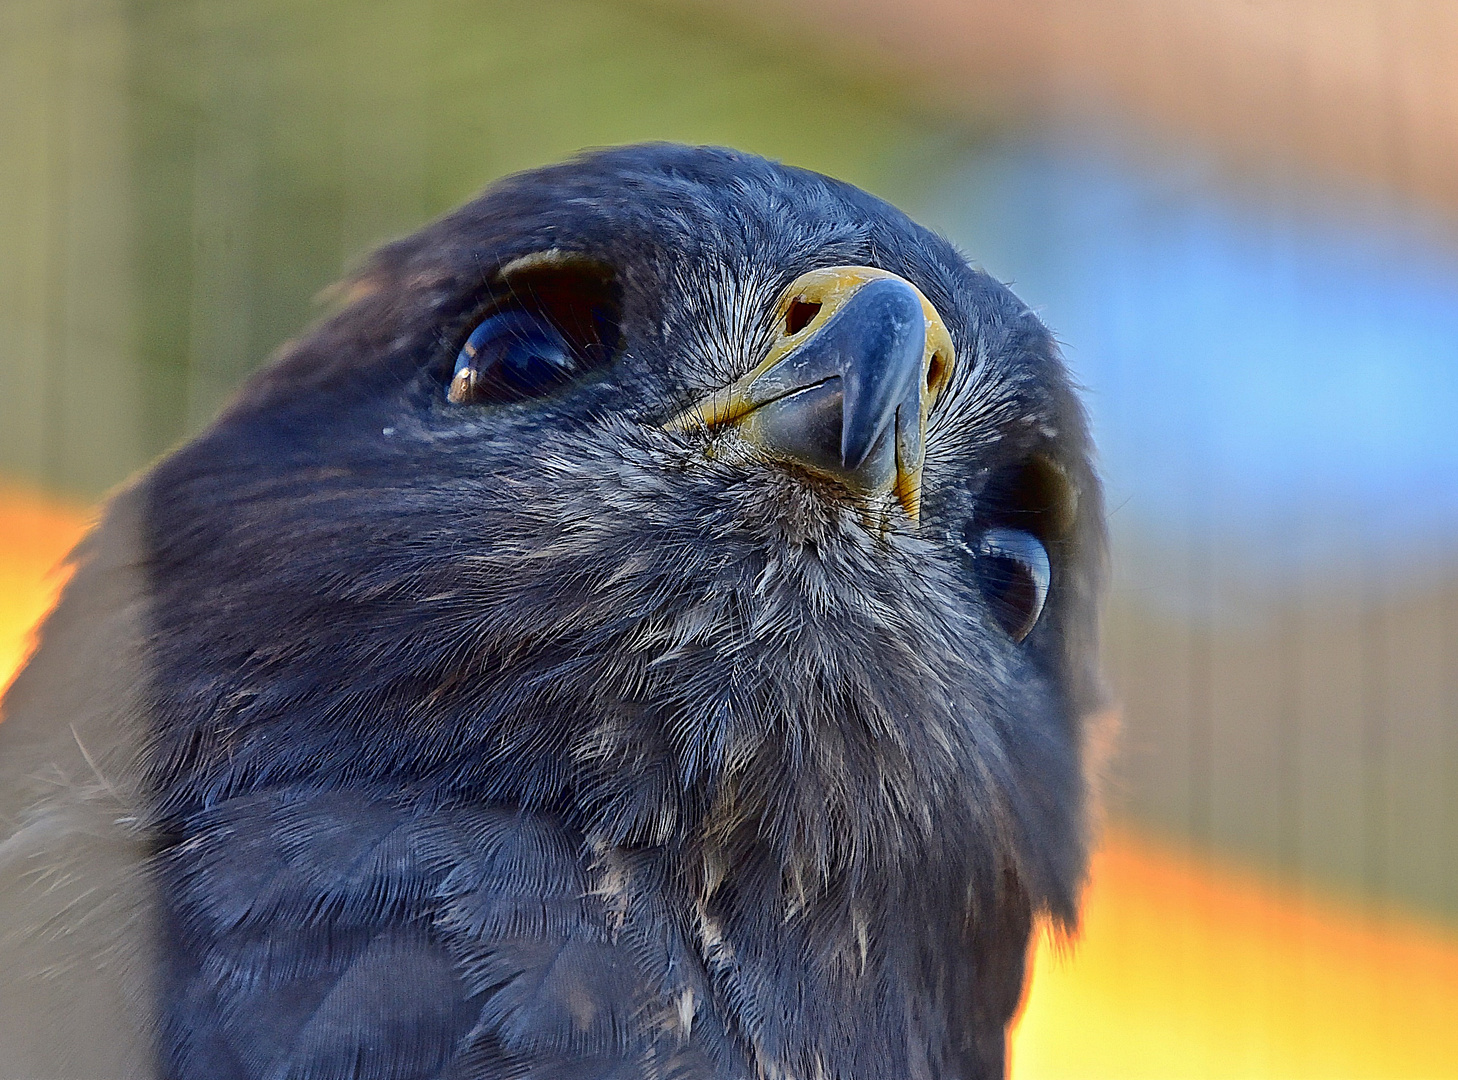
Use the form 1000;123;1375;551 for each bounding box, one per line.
448;311;578;405
973;527;1051;642
444;251;620;407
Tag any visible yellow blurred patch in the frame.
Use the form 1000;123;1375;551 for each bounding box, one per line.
0;484;91;699
1013;827;1458;1079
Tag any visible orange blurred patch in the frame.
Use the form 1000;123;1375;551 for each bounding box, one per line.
0;484;92;698
1013;826;1458;1079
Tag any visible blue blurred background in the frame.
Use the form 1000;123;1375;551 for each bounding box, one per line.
3;0;1455;941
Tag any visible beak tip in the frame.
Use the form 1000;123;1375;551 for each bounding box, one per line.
668;266;947;527
840;432;874;472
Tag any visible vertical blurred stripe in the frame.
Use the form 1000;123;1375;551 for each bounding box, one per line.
0;0;143;496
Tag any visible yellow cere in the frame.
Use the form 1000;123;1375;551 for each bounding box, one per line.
764;267;955;408
664;266;955;436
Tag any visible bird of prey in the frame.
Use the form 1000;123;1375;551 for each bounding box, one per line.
0;144;1105;1080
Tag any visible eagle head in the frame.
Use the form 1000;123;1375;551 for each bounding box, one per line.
2;144;1105;1080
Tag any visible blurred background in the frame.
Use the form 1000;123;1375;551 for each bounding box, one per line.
2;0;1456;1075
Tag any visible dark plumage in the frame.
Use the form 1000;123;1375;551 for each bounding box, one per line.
0;144;1105;1080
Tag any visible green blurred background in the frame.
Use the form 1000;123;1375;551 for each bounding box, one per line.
3;0;1456;933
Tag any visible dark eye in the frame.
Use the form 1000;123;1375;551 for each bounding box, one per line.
444;252;620;406
448;311;579;404
973;527;1050;642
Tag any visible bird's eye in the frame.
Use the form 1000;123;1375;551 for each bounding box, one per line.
448;311;579;404
973;527;1050;642
444;251;620;406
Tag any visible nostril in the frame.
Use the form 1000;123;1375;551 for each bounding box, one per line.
785;298;821;335
926;351;949;399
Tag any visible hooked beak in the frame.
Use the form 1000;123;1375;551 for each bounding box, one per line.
665;266;956;522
